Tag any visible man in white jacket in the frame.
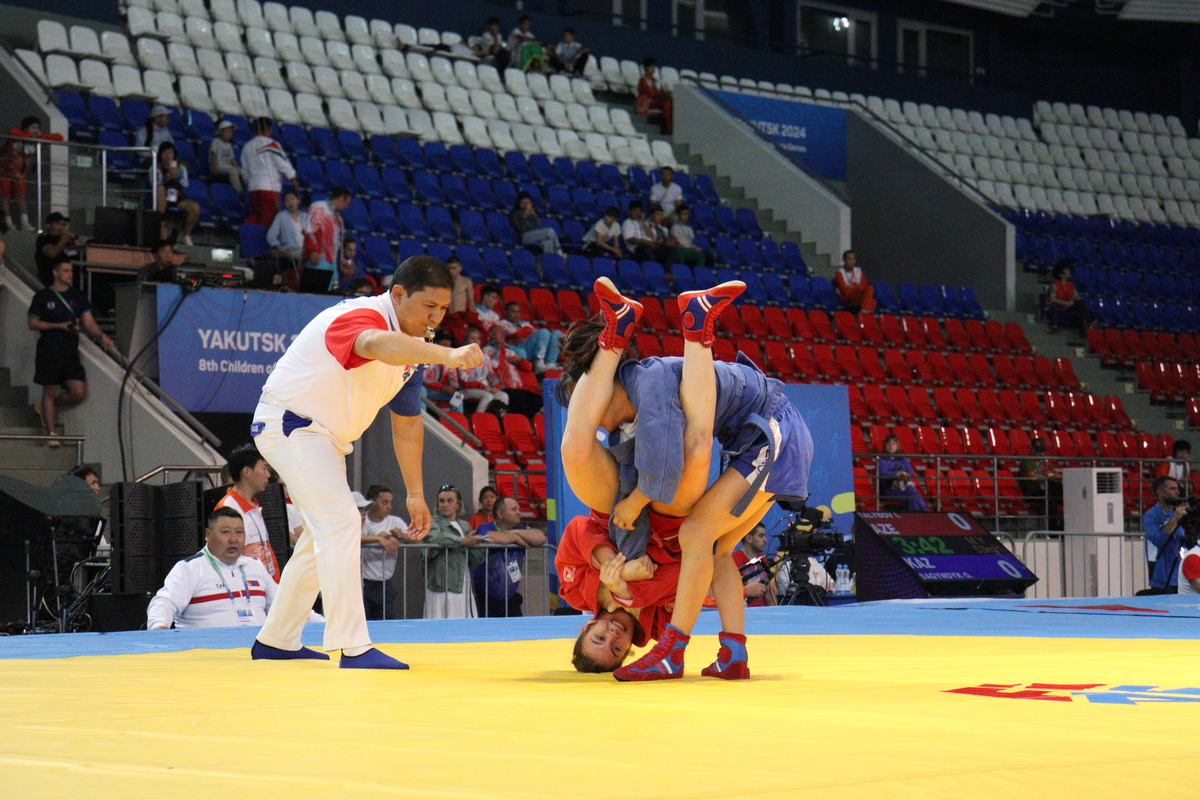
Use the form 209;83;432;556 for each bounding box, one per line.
241;118;297;228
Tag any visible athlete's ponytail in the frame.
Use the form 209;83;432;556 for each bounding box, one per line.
554;318;605;406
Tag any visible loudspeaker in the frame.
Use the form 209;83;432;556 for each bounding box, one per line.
110;481;205;595
159;482;204;583
854;511;1037;601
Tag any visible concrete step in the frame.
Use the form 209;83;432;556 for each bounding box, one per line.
0;436;80;475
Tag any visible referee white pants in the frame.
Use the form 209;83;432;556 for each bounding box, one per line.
252;402;370;652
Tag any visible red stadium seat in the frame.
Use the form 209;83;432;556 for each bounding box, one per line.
790;343;818;379
863;385;891;421
557;290;586;323
1189;397;1200;428
1157;332;1182;360
968;353;997;386
835;310;863;343
894;426;919;456
917;425;943;455
855;467;877;511
787;308;815;340
978;389;1004;421
962;426;989;455
1179;333;1200;361
1033;356;1059;388
1009;428;1033;456
964;319;990;351
533;413;545;448
764;341;797;380
860;314;884;345
1064;392;1090;428
860;348;888;382
956;388;985;422
639;297;668;332
441;411;471;441
1097;431;1121;458
1073;431;1097;458
926;352;956;385
634;333;663;358
922;317;949;350
993;355;1021;387
998;389;1024;423
835;345;865;380
909;386;938;420
502;286;531;317
884;349;912;383
664;299;682;333
1018;391;1049;424
763;306;791;340
900;315;927;347
737;339;767;371
1044;391;1071;426
989;427;1013;457
813;344;841;380
1086;328;1112;364
944;318;971;350
905;349;935;383
1013;356;1038;387
1117;431;1140;460
713;339;737;362
847;385;869;419
879;314;906;346
984;320;1008;352
530;287;561;327
886;385;917;421
947;352;974;385
1005;322;1033;354
1051;429;1077;459
662;334;684;357
934;387;963;422
851;426;869;454
1085;393;1110;428
808;310;836;341
869;424;891;453
719;306;746;336
740;304;768;338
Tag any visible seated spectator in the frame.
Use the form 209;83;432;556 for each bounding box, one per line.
510;192;562;255
469;485;498;530
424;485;486;619
360;486;414;620
147;508;275;629
877;434;929;512
1018;437;1063;528
446;326;510;412
1159;439;1192;483
136;239;182;283
0;116;59;231
733;523;774;606
447;255;476;316
833;250;876;313
621;200;657;261
636;58;673;134
649;166;683;220
352;277;376;296
35;211;81;287
497;300;564;373
667;204;706;267
647;203;674;264
136;104;173;150
472;17;509;71
483;327;544;415
507;15;545;72
1143;476;1187;592
267;189;309;264
1045;260;1089;333
208;120;243;193
423;331;458;406
333;235;369;294
214;442;281;581
548;28;589;75
471;495;547;617
475;284;503;331
154;141;199;247
583;206;624;259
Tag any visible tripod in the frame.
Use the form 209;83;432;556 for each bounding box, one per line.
770;551;828;607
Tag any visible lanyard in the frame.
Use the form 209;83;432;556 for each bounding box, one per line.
51;289;78;321
203;548;252;607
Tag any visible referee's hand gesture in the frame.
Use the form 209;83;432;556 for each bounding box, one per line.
447;344;484;369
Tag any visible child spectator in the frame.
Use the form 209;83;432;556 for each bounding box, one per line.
549;28;589;74
668;204;707;267
446;326;510;413
649;166;683;219
1045;260;1089;334
0;116;59;231
583;206;623;259
510;192;562;255
136;105;173;150
266;189;308;262
636;58;673;134
208;120;243;192
154;141;200;246
483;327;543;415
469;485;498;530
472;17;509;70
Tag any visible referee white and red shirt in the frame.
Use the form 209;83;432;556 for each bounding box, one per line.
147;546;275;629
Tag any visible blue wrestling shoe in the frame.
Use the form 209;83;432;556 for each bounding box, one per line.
678;281;746;347
613;624;689;682
701;632;750;680
251;640;330;661
339;648;410;670
595;277;643;352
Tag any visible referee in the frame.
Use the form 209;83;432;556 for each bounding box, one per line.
26;260;112;446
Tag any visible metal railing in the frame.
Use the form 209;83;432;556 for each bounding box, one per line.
1010;530;1150;599
363;542;556;620
135;464;225;485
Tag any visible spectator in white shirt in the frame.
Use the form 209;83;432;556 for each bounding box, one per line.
649;166;683;220
472;17;509;71
241;117;297;228
549;28;589;75
583;206;623;259
621;200;657;262
507;15;542;70
360;486;414;620
667;204;707;267
147;508;277;630
267;189;308;261
208;120;243;193
1166;440;1192;484
475;284;503;331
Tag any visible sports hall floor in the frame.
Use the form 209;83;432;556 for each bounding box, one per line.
1;596;1197;799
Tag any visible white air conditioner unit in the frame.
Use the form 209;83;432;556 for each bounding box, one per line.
1062;467;1123;533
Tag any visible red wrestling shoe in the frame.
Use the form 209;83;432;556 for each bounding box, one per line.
595;277;643;351
701;632;750;680
678;281;746;347
613;623;689;681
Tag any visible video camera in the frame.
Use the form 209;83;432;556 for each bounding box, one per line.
778;506;840;554
1177;502;1200;549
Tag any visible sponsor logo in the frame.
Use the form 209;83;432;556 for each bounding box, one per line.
561;566;576;583
946;682;1200;704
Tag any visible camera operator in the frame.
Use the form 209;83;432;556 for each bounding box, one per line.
1142;476;1189;592
35;211;80;287
733;524;774;606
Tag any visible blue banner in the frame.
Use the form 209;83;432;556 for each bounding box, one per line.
711;89;848;181
156;285;343;413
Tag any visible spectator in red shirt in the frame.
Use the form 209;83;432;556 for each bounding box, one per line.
636;58;673;134
732;523;774;606
833;250;876;313
1045;260;1089;334
469;485;497;530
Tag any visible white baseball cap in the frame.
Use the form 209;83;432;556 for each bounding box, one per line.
351;491;372;508
217;119;235;131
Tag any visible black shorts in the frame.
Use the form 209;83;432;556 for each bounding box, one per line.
34;342;85;387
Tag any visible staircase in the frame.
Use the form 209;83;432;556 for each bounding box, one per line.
0;366;80;486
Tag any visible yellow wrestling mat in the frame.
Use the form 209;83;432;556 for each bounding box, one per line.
2;633;1197;799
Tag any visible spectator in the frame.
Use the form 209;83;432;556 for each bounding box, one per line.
548;28;589;75
154;141;200;246
497;300;564;373
647;203;674;264
241;117;297;228
333;235;368;294
583;205;623;259
472;17;509;71
304;186;352;276
136;239;180;283
69;464;109;556
667;204;706;267
446;326;510;412
833;250;876;313
649;166;683;219
34;211;80;287
636;57;673;134
423;331;458;407
878;434;929;512
621;200;657;261
0;116;59;231
510;192;562;255
207;120;244;193
1143;476;1187;592
447;255;476;316
471;495;546;617
267;188;309;264
474;284;504;331
214;442;281;581
507;15;545;72
136;104;173;150
423;485;485;618
483;326;543;415
469;485;497;530
733;523;774;606
147;508;275;629
1161;439;1192;483
1045;260;1088;334
360;486;411;620
27;260;112;446
1018;437;1062;528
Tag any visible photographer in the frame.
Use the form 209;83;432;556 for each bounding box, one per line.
1142;476;1188;591
34;211;80;287
733;523;774;606
27;260;112;446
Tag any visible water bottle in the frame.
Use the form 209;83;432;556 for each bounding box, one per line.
449;390;465;413
835;565;849;595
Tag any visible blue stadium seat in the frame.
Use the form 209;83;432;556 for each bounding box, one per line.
627;166;650;195
571;188;599;219
617;260;647;295
517;182;545;213
742;273;768;304
896;282;922;313
811;276;839;309
528;154;556;184
380;167;411;201
173;138;199;174
440;173;472;206
398;239;424;262
183;179;213;225
368;199;403;239
310;127;342;159
619;193;639;214
960;286;985;319
427;205;457;240
342;198;371;235
553;157;579;185
546;185;574;216
737;238;764;270
324;160;356;193
398;203;430;238
504;150;533;181
780;241;806;272
467;177;497;209
483;246;514;283
187;109;215;140
598;163;624;192
397;138;426;169
576;161;603;191
223;114;252;145
642;261;670;295
97;130;134;174
363;235;397;274
592;257;617;280
209;183;243;224
296;156;327;192
735;208;763;238
541;252;569;284
693;173;720;204
789;274;815;306
937;284;963;317
714;205;738;234
673;171;696;201
493;180;518;209
413;171;443;203
475;147;503;179
121;98;150;133
694;233;712;258
337;130;368;162
567;254;592;287
86;95;123;132
691;203;716;233
694;266;717;287
917;284;943;315
166;108;189;141
427;241;453;262
486;211;518;246
759;239;783;271
239;223;270;259
762;273;787;304
279;123;311;157
447;143;477;175
714;235;739;266
354;164;385;199
561;218;587;248
56;91;92;138
512;249;539;283
424;142;452;172
716;267;739;286
595;190;619;214
459;209;490;243
671;263;695;292
369;134;399;166
454;244;484;276
872;280;900;313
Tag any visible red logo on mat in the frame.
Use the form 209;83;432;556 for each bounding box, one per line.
945;683;1104;702
1024;604;1170;614
946;683;1200;704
